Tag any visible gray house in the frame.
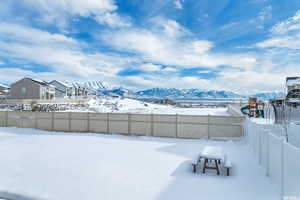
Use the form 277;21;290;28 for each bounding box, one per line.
49;80;73;98
0;84;10;99
49;80;88;98
10;78;55;100
286;77;300;92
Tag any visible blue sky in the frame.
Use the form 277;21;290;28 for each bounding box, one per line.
0;0;300;94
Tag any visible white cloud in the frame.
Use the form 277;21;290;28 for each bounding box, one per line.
99;23;257;69
19;0;128;28
257;10;300;49
198;70;211;74
151;18;189;38
23;0;116;16
95;13;131;28
162;67;178;72
257;36;300;49
271;11;300;34
0;23;131;83
139;63;161;72
124;76;155;87
250;5;272;29
174;0;183;10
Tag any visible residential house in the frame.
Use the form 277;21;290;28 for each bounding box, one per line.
49;80;73;98
0;84;10;99
286;77;300;92
10;78;55;99
49;80;88;98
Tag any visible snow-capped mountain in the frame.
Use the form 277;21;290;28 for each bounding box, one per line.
72;81;113;93
252;92;285;99
135;88;244;99
68;81;285;100
71;81;134;97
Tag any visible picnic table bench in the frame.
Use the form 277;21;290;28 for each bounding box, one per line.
191;146;232;176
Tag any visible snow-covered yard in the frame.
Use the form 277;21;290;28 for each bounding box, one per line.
0;127;279;200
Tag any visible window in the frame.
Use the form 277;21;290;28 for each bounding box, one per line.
22;87;26;94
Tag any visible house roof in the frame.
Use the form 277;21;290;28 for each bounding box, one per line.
286;77;300;86
49;80;73;88
30;78;49;86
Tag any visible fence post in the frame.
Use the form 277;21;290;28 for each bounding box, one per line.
87;112;90;133
107;113;110;134
68;112;71;132
34;112;37;129
207;115;210;140
175;114;178;138
5;111;8;127
128;113;131;136
151;113;154;137
51;112;54;131
19;112;23;128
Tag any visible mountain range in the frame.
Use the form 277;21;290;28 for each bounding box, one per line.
73;80;285;100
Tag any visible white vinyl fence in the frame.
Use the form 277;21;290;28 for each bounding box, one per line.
245;118;300;199
0;111;244;139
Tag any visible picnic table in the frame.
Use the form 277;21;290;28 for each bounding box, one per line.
200;146;224;175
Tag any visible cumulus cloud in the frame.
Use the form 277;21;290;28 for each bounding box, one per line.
17;0;127;28
257;10;300;49
99;20;257;70
139;63;161;72
95;13;131;28
174;0;183;10
150;18;189;38
123;76;155;87
162;67;178;72
0;23;129;82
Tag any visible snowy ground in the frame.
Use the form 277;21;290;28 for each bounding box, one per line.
0;127;279;200
87;97;230;115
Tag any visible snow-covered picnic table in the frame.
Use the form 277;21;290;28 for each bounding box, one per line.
199;146;225;175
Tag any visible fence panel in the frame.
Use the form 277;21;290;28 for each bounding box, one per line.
287;124;300;149
263;124;285;137
177;115;208;139
89;113;108;134
283;142;300;198
20;112;36;128
7;112;20;127
0;112;5;127
109;113;129;135
253;124;259;158
153;115;176;138
36;112;52;131
268;133;284;192
259;129;269;170
131;114;152;136
53;113;69;131
70;112;88;132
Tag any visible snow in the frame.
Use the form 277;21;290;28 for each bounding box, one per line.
87;97;230;115
0;96;230;115
0;127;279;200
0;84;9;89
